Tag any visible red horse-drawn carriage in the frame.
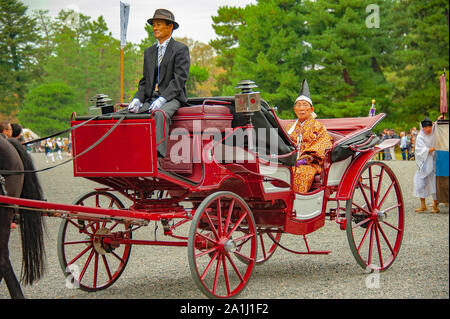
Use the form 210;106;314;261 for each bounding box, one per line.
0;82;404;298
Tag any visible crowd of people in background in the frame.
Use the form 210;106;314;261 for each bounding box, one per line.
378;127;419;161
0;121;72;161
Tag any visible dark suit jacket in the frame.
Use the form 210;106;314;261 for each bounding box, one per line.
134;38;190;104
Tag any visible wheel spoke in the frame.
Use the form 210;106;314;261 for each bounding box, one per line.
352;202;371;216
369;166;375;209
374;166;385;207
93;252;99;288
79;249;95;283
356;222;372;253
212;253;222;294
380;220;402;232
377;180;395;209
381;203;402;213
196;231;218;245
374;223;384;269
377;223;396;255
259;234;267;260
67;219;92;235
233;233;254;244
109;221;119;232
367;222;374;265
101;254;113;281
111;250;126;264
225;253;244;283
200;251;219;280
358;181;372;211
203;209;220;240
217;198;222;237
64;240;91;245
352;217;372;230
68;244;93;266
233;250;254;263
222;255;231;296
195;246;218;259
226;211;248;237
223;199;235;236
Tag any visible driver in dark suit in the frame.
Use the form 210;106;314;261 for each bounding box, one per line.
128;9;190;159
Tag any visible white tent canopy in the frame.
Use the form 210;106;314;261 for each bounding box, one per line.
22;128;39;140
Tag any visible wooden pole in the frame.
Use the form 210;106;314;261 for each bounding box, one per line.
120;47;124;103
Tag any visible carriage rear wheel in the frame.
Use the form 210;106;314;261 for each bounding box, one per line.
346;161;404;272
188;191;257;298
57;191;132;291
236;228;281;265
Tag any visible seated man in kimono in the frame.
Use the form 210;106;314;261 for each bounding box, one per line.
284;79;333;193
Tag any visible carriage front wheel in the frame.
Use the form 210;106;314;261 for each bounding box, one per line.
188;191;257;298
346;161;404;272
57;191;132;291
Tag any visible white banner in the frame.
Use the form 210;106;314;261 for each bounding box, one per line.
120;2;130;48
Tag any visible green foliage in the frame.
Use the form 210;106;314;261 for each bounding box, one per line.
0;0;39;120
186;65;209;97
1;0;449;136
210;0;449;131
18;83;85;136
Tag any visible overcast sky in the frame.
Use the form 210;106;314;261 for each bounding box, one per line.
22;0;256;44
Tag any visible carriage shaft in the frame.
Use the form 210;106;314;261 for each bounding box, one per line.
0;194;188;223
103;237;187;247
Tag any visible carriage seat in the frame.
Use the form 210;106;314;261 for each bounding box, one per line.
170;104;233;132
161;105;233;173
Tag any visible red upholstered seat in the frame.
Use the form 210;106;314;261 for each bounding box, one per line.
173;104;231;116
161;105;233;174
170;105;233;132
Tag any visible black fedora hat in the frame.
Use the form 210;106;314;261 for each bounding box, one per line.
147;8;179;30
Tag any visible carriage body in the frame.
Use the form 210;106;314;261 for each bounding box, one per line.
70;99;399;236
0;96;403;299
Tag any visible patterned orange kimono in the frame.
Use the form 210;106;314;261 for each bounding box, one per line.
285;117;332;193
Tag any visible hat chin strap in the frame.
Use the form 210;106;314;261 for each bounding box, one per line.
295;95;313;106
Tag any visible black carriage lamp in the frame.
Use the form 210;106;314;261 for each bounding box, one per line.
89;94;114;115
234;80;261;126
234;80;261;153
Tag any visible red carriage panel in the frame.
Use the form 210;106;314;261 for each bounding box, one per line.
71;117;157;177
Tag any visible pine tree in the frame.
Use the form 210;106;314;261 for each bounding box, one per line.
0;0;39;120
389;0;449;125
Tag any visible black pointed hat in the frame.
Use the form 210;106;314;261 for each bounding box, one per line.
295;79;313;106
421;116;433;127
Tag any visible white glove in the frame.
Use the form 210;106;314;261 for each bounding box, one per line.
150;97;167;111
128;98;142;113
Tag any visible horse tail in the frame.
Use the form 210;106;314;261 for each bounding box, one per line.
8;138;46;285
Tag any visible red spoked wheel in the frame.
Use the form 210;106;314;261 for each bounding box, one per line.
346;161;404;272
188;191;257;298
57;191;132;291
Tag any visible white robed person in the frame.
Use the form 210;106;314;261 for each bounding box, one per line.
414;117;440;213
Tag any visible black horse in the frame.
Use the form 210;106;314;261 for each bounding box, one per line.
0;136;46;299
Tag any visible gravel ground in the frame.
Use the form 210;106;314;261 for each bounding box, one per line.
1;153;448;300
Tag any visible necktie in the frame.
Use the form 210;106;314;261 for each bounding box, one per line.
158;45;163;66
156;45;163;92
